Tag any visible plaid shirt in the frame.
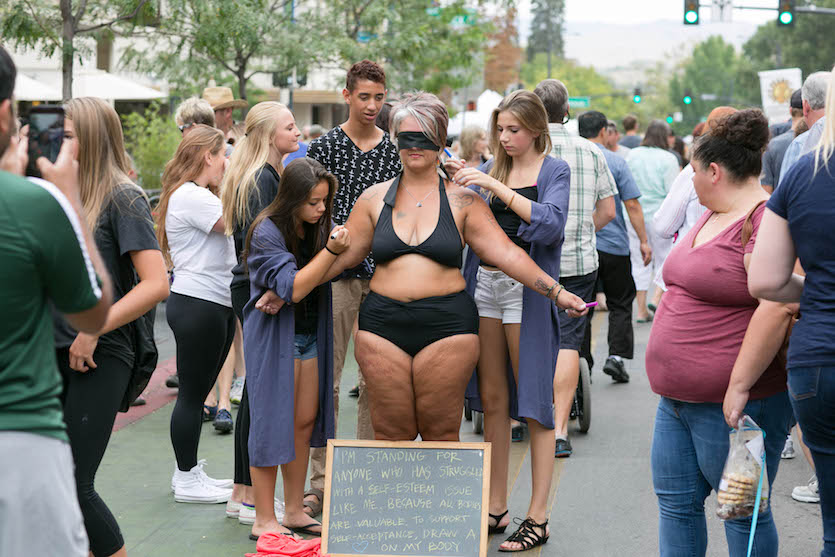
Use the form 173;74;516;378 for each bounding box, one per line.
548;123;617;277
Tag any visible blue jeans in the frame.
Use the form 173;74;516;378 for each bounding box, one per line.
788;367;835;557
651;392;792;557
293;333;318;361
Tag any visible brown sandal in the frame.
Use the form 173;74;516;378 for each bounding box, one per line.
498;517;549;552
303;488;324;517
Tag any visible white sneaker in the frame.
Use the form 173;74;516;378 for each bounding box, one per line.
172;465;233;504
226;499;242;518
238;498;285;525
792;476;820;503
171;460;233;492
230;377;244;405
781;436;796;459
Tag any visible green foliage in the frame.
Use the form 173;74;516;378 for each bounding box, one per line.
121;104;181;192
526;0;565;62
520;55;642;124
743;0;835;78
330;0;492;94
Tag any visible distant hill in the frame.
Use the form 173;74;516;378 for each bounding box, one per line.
561;19;761;72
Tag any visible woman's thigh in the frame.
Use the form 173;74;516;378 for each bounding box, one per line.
413;333;480;441
477;318;509;410
355;331;417;440
293;357;320;431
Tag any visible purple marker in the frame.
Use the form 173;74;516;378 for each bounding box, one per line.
585;301;598;308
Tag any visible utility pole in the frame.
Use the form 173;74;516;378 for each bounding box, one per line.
546;7;552;78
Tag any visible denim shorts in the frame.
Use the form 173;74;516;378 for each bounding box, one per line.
293;333;318;361
473;267;523;324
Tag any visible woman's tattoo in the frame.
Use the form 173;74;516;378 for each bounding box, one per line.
534;278;550;293
447;191;475;208
395;210;407;219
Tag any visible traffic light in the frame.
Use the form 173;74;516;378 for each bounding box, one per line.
633;88;642;103
683;90;693;105
666;114;674;124
777;0;795;26
683;0;699;24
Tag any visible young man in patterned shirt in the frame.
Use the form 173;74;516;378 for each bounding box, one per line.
303;60;402;516
534;79;617;458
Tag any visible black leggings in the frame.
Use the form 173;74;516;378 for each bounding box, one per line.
230;281;251;486
58;348;131;557
167;292;235;471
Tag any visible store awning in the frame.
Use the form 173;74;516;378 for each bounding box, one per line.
14;74;62;101
292;90;344;104
72;70;167;100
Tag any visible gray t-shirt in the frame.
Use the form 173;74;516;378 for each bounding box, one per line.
620;135;642;149
762;129;794;187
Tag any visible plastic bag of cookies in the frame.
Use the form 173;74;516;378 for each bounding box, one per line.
716;416;768;521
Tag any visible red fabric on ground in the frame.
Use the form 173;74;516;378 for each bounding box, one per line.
246;533;325;557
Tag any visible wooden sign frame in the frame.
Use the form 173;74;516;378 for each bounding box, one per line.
321;439;492;557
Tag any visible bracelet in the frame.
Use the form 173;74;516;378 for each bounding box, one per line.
553;284;564;303
544;281;558;298
325;246;339;256
507;192;518;211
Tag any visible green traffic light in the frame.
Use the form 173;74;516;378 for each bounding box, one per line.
666;116;674;124
778;11;793;25
683;95;692;105
633;95;642;104
684;10;698;24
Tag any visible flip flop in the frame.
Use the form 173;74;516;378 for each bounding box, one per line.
250;531;297;542
288;523;322;536
303;488;324;517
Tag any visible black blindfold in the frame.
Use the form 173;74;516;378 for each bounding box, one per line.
397;131;440;152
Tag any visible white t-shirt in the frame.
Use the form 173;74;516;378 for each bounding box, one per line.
166;182;235;307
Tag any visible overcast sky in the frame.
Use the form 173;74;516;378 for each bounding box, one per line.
518;0;776;40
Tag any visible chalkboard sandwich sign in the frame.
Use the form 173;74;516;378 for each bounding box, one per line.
322;440;492;557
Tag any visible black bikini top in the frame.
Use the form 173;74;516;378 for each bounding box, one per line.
372;174;464;269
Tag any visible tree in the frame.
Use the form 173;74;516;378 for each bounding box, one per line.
1;0;153;100
330;0;492;94
484;6;522;93
121;0;332;101
521;55;637;123
526;0;565;72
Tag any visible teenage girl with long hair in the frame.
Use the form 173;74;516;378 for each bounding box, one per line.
448;90;571;551
156;125;237;504
53;97;169;557
220;101;300;523
243;157;346;540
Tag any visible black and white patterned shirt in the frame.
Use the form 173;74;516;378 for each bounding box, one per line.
307;126;402;279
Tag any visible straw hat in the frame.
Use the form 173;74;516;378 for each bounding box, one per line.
202;86;248;110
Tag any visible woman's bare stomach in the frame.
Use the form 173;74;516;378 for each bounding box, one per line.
369;255;466;302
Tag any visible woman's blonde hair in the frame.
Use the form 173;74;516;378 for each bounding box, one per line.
65;97;137;230
487;90;551;197
221;101;289;235
156;125;226;267
459;125;487;162
814;65;835;174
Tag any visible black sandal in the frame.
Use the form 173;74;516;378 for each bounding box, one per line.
498;517;549;552
488;509;509;534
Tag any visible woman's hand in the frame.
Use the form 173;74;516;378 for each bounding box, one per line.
255;289;285;315
556;288;589;318
0;124;28;176
452;167;503;192
723;385;749;428
443;158;465;177
69;332;99;372
38;139;80;200
327;225;350;254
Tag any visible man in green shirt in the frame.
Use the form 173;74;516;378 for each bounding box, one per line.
0;46;112;557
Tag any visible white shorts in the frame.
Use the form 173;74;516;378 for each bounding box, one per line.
474;267;524;324
627;217;673;291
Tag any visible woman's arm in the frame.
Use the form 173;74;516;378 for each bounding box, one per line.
747;209;804;302
320;187;378;282
722;299;796;427
68;249;170;372
290;226;350;303
654;167;694;239
462;190;587;316
624;199;652;265
452;166;533;223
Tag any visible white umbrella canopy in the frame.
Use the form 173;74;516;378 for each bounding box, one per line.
448;89;504;137
71;70;166;100
14;74;62;101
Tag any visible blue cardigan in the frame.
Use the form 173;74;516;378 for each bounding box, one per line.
463;155;571;428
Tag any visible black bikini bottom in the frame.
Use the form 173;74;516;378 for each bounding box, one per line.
358;290;479;357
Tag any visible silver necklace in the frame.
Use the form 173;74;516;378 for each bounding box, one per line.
402;186;435;207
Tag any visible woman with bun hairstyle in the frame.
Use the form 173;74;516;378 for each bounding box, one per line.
243;157;345;540
645;109;795;556
157;125;237;504
220;101;300;523
54;97;170;557
749;66;835;557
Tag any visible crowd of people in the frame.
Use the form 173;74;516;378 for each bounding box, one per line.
2;41;835;557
